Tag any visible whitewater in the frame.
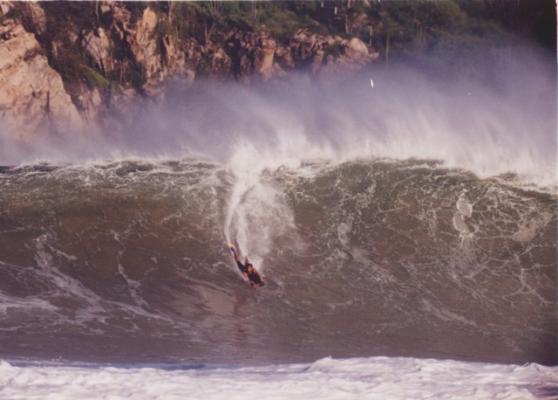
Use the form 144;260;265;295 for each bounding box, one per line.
0;52;556;399
1;356;557;400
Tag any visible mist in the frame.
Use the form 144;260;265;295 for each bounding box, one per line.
0;44;555;187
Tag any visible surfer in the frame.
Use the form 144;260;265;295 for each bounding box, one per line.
228;244;265;288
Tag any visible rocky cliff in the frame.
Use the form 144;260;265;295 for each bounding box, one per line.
0;2;379;136
1;0;552;137
0;3;83;136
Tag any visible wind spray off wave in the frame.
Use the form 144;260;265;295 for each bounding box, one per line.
0;55;556;188
224;138;320;268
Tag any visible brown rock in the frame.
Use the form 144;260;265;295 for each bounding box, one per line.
132;7;160;81
0;19;82;136
21;2;47;36
76;83;102;123
254;36;277;80
0;2;381;133
83;28;113;74
0;2;13;16
346;37;369;59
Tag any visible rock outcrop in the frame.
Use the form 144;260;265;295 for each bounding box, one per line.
0;16;82;137
288;30;379;77
0;2;380;136
83;27;113;75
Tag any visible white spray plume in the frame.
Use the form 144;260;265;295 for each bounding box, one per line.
0;45;555;187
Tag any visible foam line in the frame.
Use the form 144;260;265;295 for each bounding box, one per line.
1;356;556;400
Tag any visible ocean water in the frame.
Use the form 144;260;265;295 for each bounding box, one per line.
0;158;555;364
0;63;556;398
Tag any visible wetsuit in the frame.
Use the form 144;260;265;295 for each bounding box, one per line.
236;260;247;274
247;269;264;287
231;247;264;287
236;261;264;287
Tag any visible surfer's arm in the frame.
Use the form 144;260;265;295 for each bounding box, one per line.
229;245;240;262
236;261;248;275
234;260;250;281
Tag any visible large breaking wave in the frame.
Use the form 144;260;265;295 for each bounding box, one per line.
0;157;555;365
0;51;556;365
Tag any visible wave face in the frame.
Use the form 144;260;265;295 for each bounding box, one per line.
0;159;555;365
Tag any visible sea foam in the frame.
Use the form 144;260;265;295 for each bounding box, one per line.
1;356;556;400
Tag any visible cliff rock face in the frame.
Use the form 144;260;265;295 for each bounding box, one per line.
289;30;378;77
0;16;82;137
130;6;192;93
132;7;161;83
83;28;112;75
0;2;379;136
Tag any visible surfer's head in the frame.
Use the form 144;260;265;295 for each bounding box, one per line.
246;263;254;272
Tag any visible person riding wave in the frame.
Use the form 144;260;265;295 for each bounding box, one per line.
228;244;265;288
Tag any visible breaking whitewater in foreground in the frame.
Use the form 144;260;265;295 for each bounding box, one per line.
1;356;557;400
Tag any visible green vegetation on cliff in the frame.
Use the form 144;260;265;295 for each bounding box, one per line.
164;0;554;59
